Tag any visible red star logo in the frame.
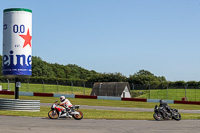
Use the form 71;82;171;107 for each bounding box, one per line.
19;28;32;48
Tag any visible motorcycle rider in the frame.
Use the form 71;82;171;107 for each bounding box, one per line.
159;99;172;116
58;96;73;117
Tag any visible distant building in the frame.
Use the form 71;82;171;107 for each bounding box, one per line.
90;82;131;98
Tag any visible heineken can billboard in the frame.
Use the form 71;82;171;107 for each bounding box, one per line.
3;8;32;78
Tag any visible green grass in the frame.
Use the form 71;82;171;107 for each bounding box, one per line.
132;88;200;101
0;107;199;120
0;107;48;118
0;82;92;95
1;94;200;111
0;94;200;120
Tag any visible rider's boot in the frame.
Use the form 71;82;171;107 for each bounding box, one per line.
58;111;61;117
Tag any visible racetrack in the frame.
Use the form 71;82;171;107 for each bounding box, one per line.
0;115;200;133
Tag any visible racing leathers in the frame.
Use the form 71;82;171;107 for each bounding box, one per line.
159;100;172;116
59;98;73;110
56;99;73;117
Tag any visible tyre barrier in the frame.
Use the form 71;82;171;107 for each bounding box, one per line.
0;98;40;111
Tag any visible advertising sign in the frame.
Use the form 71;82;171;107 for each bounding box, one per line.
3;8;32;78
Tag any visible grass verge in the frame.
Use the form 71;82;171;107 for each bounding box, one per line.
0;107;199;120
0;95;200;120
1;94;200;110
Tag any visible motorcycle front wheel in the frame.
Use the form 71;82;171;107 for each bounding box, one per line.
153;112;163;121
72;110;83;120
48;110;59;119
173;113;181;121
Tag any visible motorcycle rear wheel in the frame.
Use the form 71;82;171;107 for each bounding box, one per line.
48;110;59;119
153;112;163;121
72;110;83;120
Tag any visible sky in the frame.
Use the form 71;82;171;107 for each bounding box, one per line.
0;0;200;81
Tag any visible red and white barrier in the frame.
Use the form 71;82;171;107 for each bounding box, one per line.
0;91;200;105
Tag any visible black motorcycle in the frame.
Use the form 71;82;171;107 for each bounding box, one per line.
153;104;181;121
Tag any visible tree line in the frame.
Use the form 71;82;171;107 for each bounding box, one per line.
0;55;199;87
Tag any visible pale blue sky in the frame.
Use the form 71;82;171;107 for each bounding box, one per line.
1;0;200;81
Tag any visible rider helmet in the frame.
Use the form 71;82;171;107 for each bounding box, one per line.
159;99;164;104
60;96;65;102
159;99;167;106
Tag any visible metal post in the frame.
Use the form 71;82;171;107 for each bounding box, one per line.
7;79;9;91
115;83;117;96
185;84;188;100
27;80;29;92
56;81;58;93
149;84;150;99
71;81;73;94
42;80;44;92
132;83;134;97
99;83;102;96
83;82;85;95
166;85;168;100
15;78;19;99
195;88;196;101
185;86;186;98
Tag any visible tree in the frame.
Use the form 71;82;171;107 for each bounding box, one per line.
173;81;186;87
128;69;166;88
32;56;55;77
88;72;126;82
186;81;198;87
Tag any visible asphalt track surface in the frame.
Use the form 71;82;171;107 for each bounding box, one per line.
0;115;200;133
0;104;199;133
